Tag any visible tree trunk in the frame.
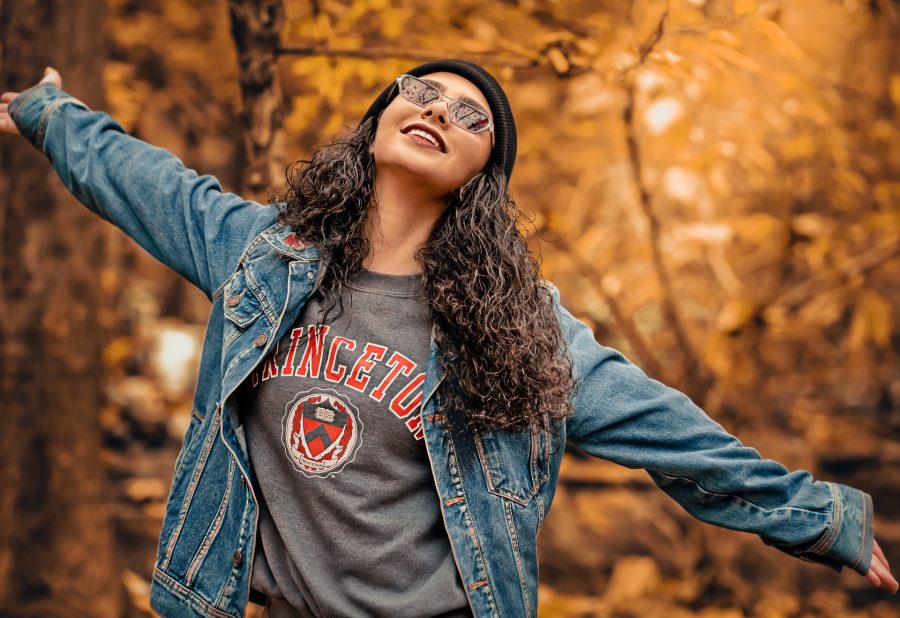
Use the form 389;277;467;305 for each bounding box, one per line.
0;1;124;616
229;0;287;198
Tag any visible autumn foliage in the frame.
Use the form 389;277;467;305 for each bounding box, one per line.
2;0;897;616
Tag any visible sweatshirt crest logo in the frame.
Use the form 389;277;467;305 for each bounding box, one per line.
282;388;363;477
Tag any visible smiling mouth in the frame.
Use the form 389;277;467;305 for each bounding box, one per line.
401;123;446;153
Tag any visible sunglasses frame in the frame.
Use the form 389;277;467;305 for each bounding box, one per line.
393;74;495;135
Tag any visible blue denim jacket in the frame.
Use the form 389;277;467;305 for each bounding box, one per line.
10;83;874;618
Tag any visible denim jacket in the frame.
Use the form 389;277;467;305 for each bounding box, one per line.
10;83;874;618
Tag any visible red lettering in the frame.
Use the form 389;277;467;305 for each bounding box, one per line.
370;352;416;402
324;337;356;382
405;412;422;434
295;325;330;378
389;373;425;418
261;341;281;382
345;343;387;393
280;327;305;377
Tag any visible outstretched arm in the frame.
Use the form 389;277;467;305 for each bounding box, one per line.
1;68;273;300
548;283;897;593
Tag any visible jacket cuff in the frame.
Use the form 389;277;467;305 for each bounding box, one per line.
8;82;89;151
772;482;874;576
818;483;874;576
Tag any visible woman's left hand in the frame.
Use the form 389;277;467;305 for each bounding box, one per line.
865;539;898;593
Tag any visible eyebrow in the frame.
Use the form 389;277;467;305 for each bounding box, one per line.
421;79;490;115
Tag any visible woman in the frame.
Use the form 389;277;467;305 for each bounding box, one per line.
2;61;896;618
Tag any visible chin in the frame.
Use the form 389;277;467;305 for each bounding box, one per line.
375;143;465;192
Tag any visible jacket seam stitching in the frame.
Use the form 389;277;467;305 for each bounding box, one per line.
473;431;531;506
36;96;87;152
448;431;500;617
162;411;221;570
852;488;868;570
502;498;532;616
153;566;235;618
215;481;253;608
243;262;279;324
655;472;835;518
186;455;236;585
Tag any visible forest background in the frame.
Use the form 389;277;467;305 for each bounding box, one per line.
1;0;898;616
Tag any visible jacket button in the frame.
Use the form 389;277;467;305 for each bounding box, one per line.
306;271;314;279
226;294;241;307
232;549;243;567
254;333;268;347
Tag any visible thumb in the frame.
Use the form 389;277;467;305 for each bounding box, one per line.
39;66;62;89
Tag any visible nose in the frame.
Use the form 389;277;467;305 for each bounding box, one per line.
420;101;450;129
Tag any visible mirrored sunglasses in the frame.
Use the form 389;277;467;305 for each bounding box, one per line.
394;74;494;134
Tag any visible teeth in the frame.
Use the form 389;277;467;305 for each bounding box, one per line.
409;128;440;149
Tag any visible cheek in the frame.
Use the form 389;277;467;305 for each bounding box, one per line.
458;138;492;178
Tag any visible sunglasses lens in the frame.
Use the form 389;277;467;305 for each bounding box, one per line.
398;76;440;106
451;103;491;133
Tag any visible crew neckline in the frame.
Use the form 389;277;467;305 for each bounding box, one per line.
346;267;423;298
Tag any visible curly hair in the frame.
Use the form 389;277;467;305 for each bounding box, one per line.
272;117;575;432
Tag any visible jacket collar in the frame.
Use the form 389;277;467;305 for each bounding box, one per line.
260;222;321;262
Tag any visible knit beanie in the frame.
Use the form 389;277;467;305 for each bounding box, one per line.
360;59;517;183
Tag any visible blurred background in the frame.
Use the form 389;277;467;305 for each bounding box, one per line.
1;0;898;616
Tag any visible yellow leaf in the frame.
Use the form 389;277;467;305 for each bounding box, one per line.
868;293;891;348
547;47;570;75
708;42;761;73
379;7;412;39
716;298;757;332
890;74;900;106
734;0;758;16
790;213;834;238
750;18;806;61
798;289;846;328
780;133;816;162
704;333;734;377
706;29;740;47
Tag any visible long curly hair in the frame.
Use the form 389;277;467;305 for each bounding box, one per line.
272;117;575;432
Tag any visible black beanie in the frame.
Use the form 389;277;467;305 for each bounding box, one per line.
360;59;517;183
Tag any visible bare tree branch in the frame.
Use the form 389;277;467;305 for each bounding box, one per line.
772;239;900;310
617;3;712;402
551;235;670;383
277;44;539;68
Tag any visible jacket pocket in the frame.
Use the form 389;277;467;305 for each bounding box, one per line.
473;426;551;506
222;266;264;330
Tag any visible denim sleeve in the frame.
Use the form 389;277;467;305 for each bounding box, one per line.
8;82;270;299
549;283;874;576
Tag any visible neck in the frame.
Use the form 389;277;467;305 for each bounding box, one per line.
363;169;447;275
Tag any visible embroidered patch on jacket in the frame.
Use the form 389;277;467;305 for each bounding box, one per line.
282;388;363;477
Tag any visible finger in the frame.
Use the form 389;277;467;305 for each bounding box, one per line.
874;540;890;570
871;557;894;590
877;557;900;594
867;566;882;587
1;92;19;103
0;118;20;134
38;67;62;88
871;539;894;591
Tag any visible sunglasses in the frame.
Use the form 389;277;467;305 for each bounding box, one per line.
393;74;494;135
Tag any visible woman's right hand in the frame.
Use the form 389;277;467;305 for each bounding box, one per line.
0;66;63;135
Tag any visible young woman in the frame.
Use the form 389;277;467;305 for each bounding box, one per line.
2;61;896;618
